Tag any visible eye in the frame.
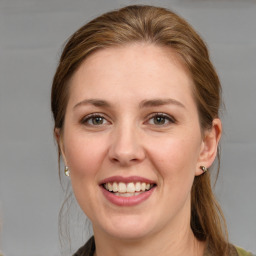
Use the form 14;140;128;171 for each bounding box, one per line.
147;113;175;126
81;114;109;126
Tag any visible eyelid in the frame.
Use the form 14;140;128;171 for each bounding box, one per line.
80;113;111;126
80;112;176;126
145;112;176;125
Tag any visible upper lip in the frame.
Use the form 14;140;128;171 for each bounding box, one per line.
99;176;156;185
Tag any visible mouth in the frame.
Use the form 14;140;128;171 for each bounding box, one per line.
102;182;156;197
99;176;157;206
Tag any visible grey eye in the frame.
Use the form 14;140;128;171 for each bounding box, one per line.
153;116;167;125
82;114;108;126
90;116;105;125
148;114;174;126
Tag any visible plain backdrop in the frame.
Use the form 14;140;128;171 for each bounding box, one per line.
0;0;255;255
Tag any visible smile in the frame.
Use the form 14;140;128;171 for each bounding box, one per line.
103;182;154;197
100;176;156;206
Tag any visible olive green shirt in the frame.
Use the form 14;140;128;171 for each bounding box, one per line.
236;246;255;256
73;237;254;256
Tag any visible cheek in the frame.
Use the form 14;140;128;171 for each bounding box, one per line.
63;132;108;218
149;136;201;211
152;136;200;165
147;134;201;183
64;132;108;178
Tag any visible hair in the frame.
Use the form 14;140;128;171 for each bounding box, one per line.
51;5;229;255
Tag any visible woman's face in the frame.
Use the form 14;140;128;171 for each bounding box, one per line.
60;44;212;240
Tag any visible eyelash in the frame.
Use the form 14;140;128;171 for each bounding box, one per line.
80;113;110;126
146;113;176;126
80;112;176;127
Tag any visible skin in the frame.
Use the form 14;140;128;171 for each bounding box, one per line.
56;43;221;256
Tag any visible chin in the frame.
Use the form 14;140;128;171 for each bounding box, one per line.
95;214;158;241
107;227;152;241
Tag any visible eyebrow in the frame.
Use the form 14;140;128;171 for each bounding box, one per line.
73;98;185;110
139;98;186;109
73;99;112;109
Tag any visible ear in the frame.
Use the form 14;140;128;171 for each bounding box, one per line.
54;128;68;165
195;118;222;176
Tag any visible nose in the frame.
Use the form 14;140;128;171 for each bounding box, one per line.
108;123;146;166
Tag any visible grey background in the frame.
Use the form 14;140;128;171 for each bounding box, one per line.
0;0;256;255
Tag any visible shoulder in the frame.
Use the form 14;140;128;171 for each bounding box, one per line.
204;242;254;256
73;239;256;256
235;246;255;256
72;236;95;256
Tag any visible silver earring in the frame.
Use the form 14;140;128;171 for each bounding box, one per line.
200;166;208;173
64;166;70;177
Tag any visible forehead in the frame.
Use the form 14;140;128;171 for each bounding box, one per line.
68;43;194;105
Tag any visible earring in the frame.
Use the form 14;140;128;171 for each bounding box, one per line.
64;166;70;177
200;166;208;173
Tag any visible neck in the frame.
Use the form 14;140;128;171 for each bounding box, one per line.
92;197;206;256
93;222;205;256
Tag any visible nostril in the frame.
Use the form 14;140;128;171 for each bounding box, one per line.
108;141;146;165
110;155;141;165
112;158;119;163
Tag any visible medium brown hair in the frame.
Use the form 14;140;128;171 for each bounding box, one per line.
52;5;228;254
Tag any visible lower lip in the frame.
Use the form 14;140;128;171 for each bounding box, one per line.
101;186;155;206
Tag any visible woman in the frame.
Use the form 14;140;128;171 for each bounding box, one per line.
51;5;253;256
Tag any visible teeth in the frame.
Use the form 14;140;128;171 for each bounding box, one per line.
141;182;146;191
104;181;153;194
115;192;141;197
119;182;126;193
112;182;118;192
135;182;141;192
127;183;135;193
108;183;113;191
